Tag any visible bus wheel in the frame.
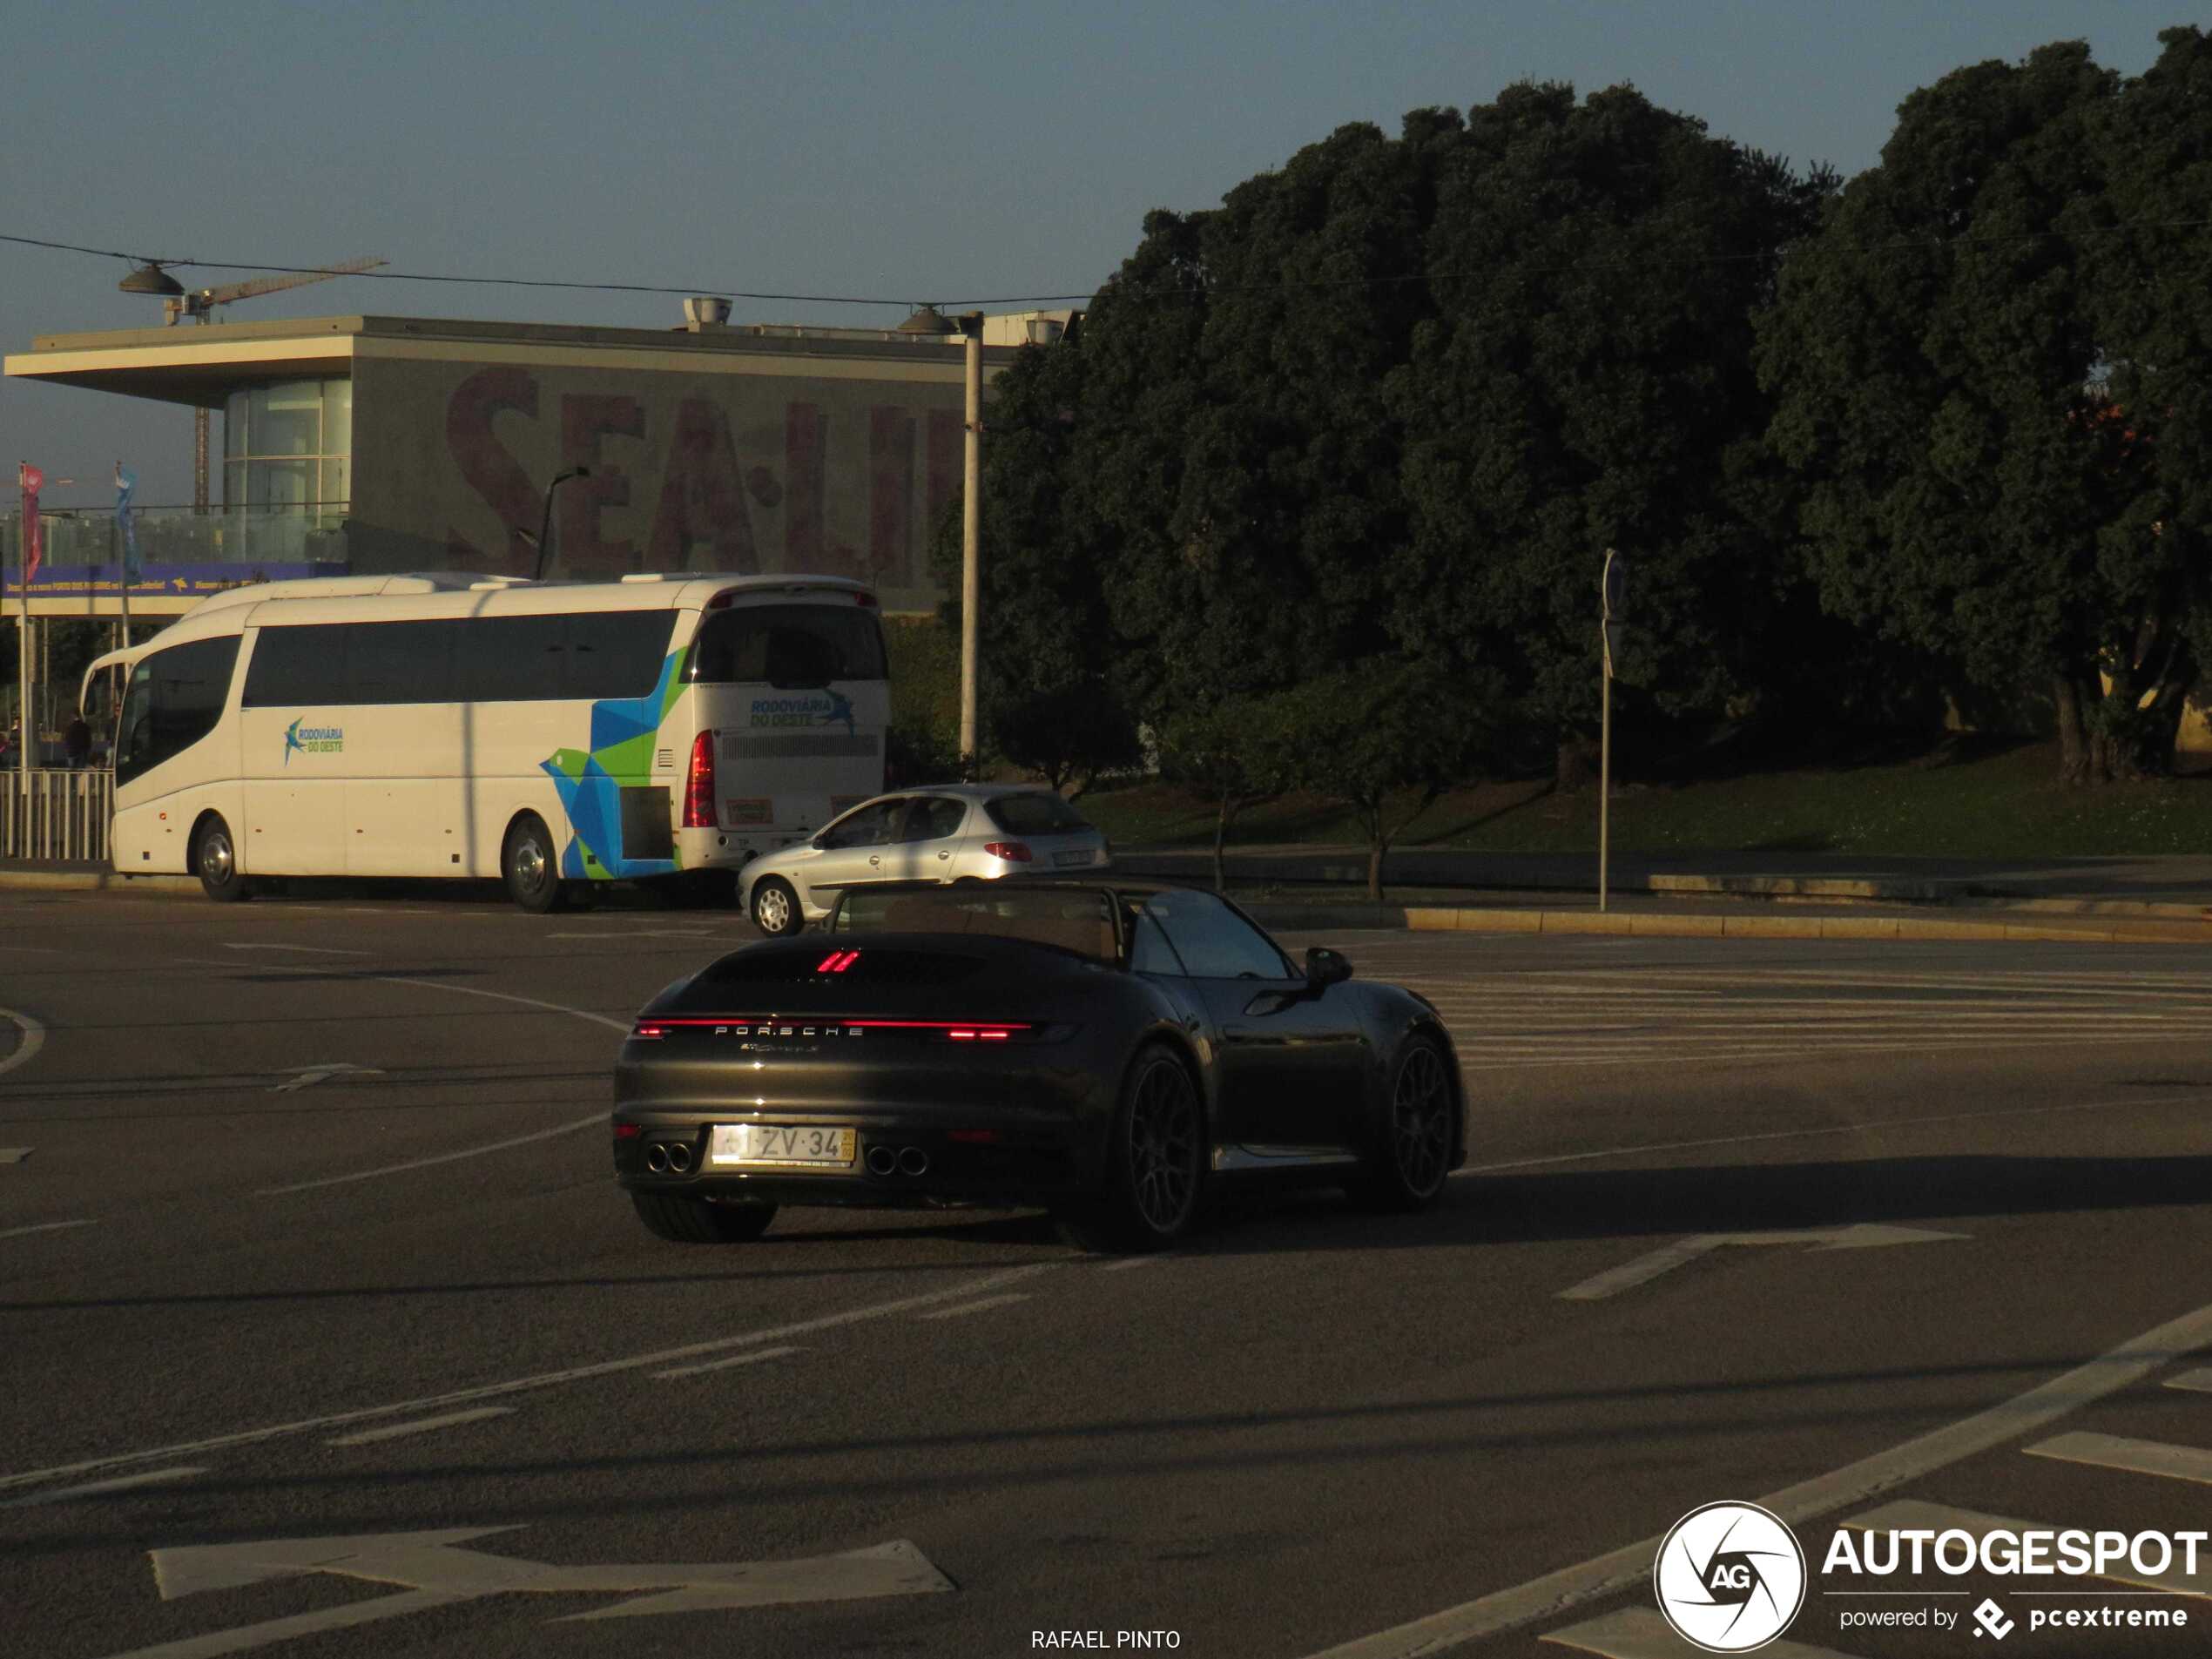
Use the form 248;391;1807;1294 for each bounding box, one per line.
192;814;250;904
502;814;567;914
751;876;802;936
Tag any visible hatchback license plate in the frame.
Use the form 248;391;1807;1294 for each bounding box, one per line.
709;1124;856;1168
1053;849;1092;867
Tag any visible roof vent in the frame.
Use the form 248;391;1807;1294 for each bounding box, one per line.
684;296;732;331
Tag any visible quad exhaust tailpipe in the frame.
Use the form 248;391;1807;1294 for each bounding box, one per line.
666;1142;693;1174
866;1144;932;1178
645;1144;669;1173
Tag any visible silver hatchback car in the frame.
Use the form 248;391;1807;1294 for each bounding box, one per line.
739;784;1113;935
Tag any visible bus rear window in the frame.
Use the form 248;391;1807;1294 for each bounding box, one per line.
688;604;887;687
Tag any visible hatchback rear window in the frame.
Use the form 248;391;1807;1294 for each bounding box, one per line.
985;793;1090;835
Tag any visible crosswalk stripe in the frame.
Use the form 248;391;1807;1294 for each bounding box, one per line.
2025;1430;2212;1487
1843;1500;2212;1598
1541;1607;1856;1657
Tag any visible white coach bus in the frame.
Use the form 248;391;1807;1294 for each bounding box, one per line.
81;573;889;910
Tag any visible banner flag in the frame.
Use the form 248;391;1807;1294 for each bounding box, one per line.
115;462;139;581
19;462;44;587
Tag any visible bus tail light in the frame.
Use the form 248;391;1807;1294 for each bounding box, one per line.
981;841;1031;862
683;732;717;828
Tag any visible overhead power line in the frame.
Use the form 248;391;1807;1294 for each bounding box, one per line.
8;214;2212;315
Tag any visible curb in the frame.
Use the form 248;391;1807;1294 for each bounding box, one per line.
0;869;198;895
1403;907;2212;945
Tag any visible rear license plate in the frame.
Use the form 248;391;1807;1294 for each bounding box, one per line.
708;1124;856;1169
1053;849;1092;867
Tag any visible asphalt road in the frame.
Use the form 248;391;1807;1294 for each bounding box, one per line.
4;887;2212;1659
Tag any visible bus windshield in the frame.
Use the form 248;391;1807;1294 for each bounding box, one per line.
687;604;886;688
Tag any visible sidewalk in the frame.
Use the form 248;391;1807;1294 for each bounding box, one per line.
1115;846;2212;916
5;851;2209;942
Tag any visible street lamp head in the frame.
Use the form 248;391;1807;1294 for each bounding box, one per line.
118;262;185;297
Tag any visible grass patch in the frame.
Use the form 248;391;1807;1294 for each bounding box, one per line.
1078;740;2212;860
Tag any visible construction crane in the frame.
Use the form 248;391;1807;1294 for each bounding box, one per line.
121;257;387;513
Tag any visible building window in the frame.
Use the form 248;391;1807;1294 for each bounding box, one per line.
223;379;352;523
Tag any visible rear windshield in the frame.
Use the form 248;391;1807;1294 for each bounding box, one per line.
832;887;1119;962
688;604;887;686
985;792;1090;835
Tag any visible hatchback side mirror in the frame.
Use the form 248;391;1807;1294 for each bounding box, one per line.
1305;946;1353;988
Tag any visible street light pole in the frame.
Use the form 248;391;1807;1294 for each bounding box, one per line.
957;312;984;772
1599;547;1625;914
532;467;590;583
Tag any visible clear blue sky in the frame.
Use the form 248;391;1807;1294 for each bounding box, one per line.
0;0;2184;507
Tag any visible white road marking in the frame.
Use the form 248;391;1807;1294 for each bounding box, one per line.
547;928;714;941
2;1466;206;1508
2165;1368;2212;1395
0;1217;97;1242
1844;1499;2212;1597
1556;1224;1966;1301
100;1588;469;1659
267;1062;387;1094
0;1147;30;1163
368;974;631;1032
654;1345;802;1379
255;1113;604;1196
326;1407;516;1447
0;1007;46;1077
2025;1429;2212;1487
1460;1089;2205;1177
1298;1294;2212;1658
0;1261;1057;1496
1541;1608;1855;1658
220;943;371;956
916;1292;1031;1320
119;1530;951;1655
1102;1255;1162;1271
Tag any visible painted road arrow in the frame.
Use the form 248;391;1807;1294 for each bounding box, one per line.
112;1528;952;1656
1557;1223;1968;1301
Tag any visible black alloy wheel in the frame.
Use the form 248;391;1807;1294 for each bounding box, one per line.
1061;1044;1204;1253
1354;1033;1455;1211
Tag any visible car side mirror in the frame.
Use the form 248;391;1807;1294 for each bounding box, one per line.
811;833;830;850
1305;947;1353;988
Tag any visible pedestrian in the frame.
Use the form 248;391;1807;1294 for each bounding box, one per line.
64;715;91;770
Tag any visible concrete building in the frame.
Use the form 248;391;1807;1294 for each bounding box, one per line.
5;305;1078;617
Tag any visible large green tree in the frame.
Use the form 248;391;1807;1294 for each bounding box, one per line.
1389;84;1831;787
2071;27;2212;776
1758;40;2199;782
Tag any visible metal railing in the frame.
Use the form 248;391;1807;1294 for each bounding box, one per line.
2;505;352;572
1;769;112;862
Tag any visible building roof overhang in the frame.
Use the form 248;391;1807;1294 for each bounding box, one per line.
4;313;1019;408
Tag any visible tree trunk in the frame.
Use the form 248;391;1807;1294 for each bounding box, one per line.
2054;675;2090;786
1366;801;1386;903
1555;735;1599;793
1213;789;1231;893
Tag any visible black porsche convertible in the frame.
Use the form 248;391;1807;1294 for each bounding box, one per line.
612;880;1465;1251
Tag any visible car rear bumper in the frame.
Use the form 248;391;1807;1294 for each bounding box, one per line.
612;1104;1096;1206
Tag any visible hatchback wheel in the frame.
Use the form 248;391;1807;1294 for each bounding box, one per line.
751;876;802;936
